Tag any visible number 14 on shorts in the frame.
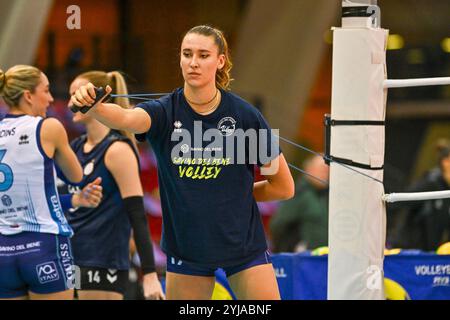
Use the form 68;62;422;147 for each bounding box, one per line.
87;269;118;283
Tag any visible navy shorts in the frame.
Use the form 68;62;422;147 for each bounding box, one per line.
0;232;75;298
166;250;272;277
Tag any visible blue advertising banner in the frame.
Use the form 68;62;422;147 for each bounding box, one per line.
271;251;450;300
159;251;450;300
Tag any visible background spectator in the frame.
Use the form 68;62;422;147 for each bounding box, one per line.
270;155;329;252
388;139;450;251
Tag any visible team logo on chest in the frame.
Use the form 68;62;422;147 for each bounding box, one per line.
1;195;12;207
174;121;183;133
180;144;190;154
19;134;29;145
217;117;236;136
84;160;95;176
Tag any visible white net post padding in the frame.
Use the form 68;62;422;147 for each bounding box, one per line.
383;191;450;203
328;26;388;299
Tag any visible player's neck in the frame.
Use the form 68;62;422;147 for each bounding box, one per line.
184;83;217;104
184;83;220;114
86;120;110;146
9;104;31;116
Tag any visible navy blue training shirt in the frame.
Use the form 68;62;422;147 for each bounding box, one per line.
136;88;280;268
62;130;136;270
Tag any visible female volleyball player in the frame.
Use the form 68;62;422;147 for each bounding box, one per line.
66;70;164;300
70;25;294;300
0;65;85;300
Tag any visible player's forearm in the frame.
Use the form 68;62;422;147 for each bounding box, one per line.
90;102;140;133
253;180;293;202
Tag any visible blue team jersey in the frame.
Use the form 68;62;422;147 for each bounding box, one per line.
136;88;280;268
62;130;137;270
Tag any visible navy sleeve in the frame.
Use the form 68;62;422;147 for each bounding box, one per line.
135;100;167;143
255;110;282;167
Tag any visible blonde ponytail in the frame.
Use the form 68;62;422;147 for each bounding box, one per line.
108;71;130;109
75;70;136;148
108;71;136;148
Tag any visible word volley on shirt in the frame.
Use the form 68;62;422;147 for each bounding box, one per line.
172;157;231;180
